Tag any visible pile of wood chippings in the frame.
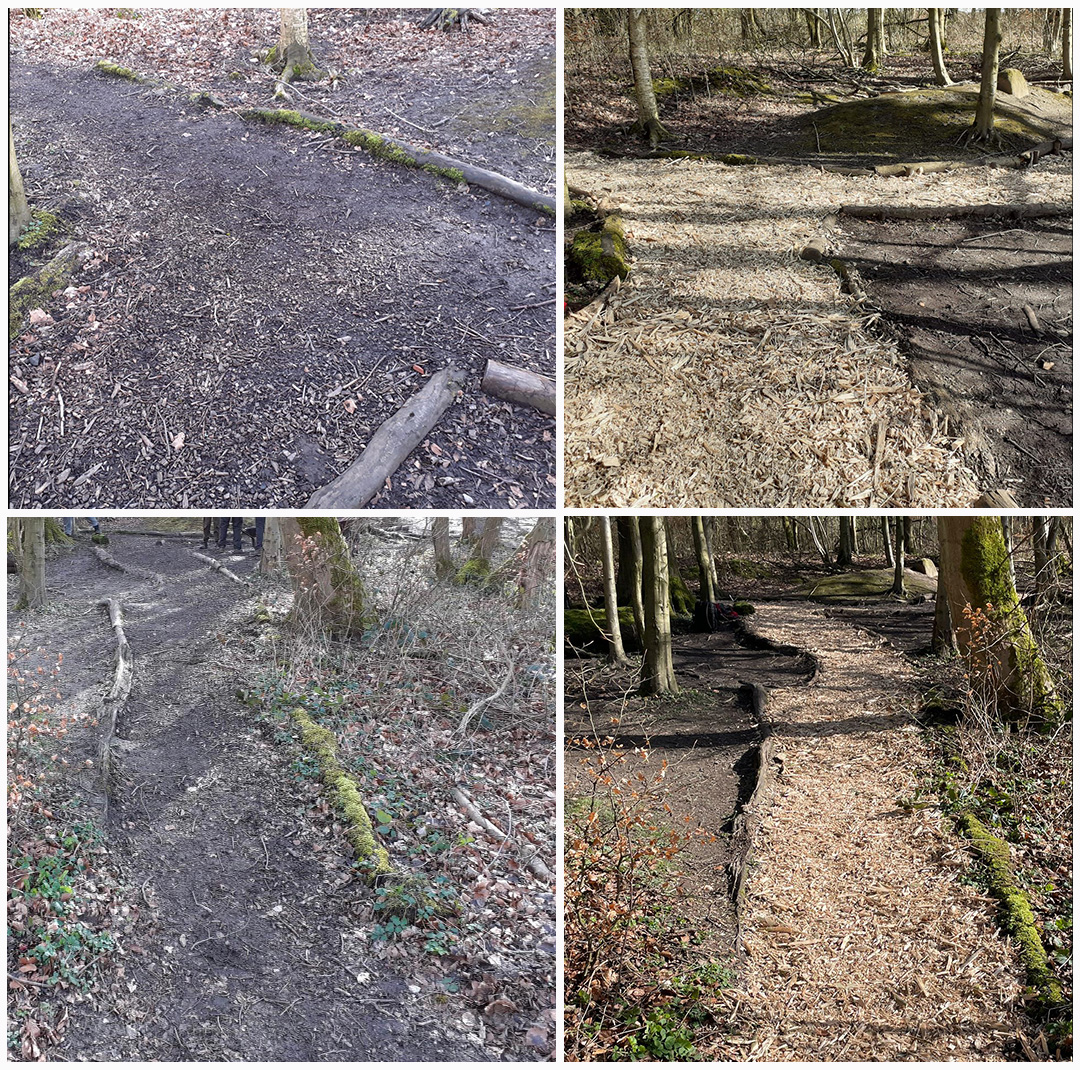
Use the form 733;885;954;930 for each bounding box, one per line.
564;150;1071;507
719;604;1022;1061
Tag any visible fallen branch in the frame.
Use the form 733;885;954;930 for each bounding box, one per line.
481;359;556;416
190;550;250;585
839;202;1069;221
307;366;466;509
450;786;553;884
241;108;555;215
458;657;515;734
97;598;133;789
92;545;165;584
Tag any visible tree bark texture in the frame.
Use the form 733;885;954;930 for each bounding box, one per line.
639;517;678;695
691;516;716;603
9;116;30;247
615;517;645;647
14;519;46;609
970;8;1002;144
432;517;454;580
481;359;556;416
285;517;368;637
928;7;952;85
599;517;628;663
628;9;668;148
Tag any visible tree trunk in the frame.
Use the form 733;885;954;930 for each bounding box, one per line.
433;517;454;580
836;516;854;567
664;519;695;615
628;9;669;148
462;517;481;546
968;8;1002;145
13;519;46;609
862;8;885;70
890;517;906;596
1000;517;1016;592
928;7;952;85
9;116;30;247
284;517;368;637
881;517;895;567
937;516;1062;720
931;576;956;653
903;516;916;557
599;517;628;664
639;517;678;696
1063;8;1073;81
615;517;645;647
805;517;831;565
691;516;716;603
805;8;821;47
259;518;286;574
475;517;503;569
517;516;554;607
273;8;324;83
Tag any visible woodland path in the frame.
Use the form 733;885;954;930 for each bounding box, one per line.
564;149;1070;509
12;533;488;1061
9;56;555;510
727;602;1022;1061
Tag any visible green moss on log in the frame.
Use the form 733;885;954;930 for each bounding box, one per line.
16;209;63;252
959;812;1062;1005
669;574;695;616
340;129;464;182
94;60;143;82
9;247;85;341
291;707;392;877
567;216;630;283
565;606;641;652
241;108;340;134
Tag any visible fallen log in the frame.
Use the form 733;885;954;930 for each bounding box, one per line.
97;598;133;790
481;359;556;416
241;108;555;215
92;545;165;584
1019;135;1072;165
839;202;1070;221
190;550;250;585
307;366;467;509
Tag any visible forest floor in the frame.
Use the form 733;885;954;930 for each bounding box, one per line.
564;52;1071;508
564;557;1071;1061
7;520;556;1061
9;9;556;509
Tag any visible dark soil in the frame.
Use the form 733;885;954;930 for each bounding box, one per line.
837;216;1072;507
7;528;501;1061
9;9;555;509
564;619;814;964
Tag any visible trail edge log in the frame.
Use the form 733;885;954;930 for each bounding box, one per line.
481;359;556;415
307;366;467;509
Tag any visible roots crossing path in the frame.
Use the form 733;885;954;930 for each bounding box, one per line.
18;533;488;1061
730;604;1021;1061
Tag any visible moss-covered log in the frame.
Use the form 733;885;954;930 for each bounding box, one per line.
567;216;630;284
10;241;92;340
290;707;392;877
565;606;642;653
959;812;1062;1005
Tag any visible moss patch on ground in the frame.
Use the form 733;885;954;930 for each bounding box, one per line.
799;567;937;602
290;706;392;877
959;812;1063;1006
16;209;64;252
93;59;143;82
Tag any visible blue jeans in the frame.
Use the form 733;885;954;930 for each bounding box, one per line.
63;517;99;536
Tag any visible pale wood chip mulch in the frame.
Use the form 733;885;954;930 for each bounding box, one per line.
564;151;1071;508
721;603;1023;1062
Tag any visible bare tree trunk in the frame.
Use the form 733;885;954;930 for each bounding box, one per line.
475;517;503;569
836;516;854;567
273;8;324;83
433;517;454;580
628;9;669;148
937;516;1062;719
518;516;554;606
881;517;895;567
968;8;1002;145
862;8;885;70
615;517;645;648
599;517;628;664
1063;8;1073;80
259;518;286;575
928;7;953;85
890;517;906;596
691;516;716;603
13;519;46;609
639;517;678;695
9;116;30;247
805;8;821;47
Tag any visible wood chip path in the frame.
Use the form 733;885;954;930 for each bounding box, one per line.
727;603;1022;1061
564;151;1070;508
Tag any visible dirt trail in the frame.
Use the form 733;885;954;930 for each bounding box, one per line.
10;57;555;509
17;533;488;1061
731;603;1021;1061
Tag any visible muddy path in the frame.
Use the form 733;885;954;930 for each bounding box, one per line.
564;614;815;960
837;215;1072;507
9;54;555;510
9;533;488;1061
